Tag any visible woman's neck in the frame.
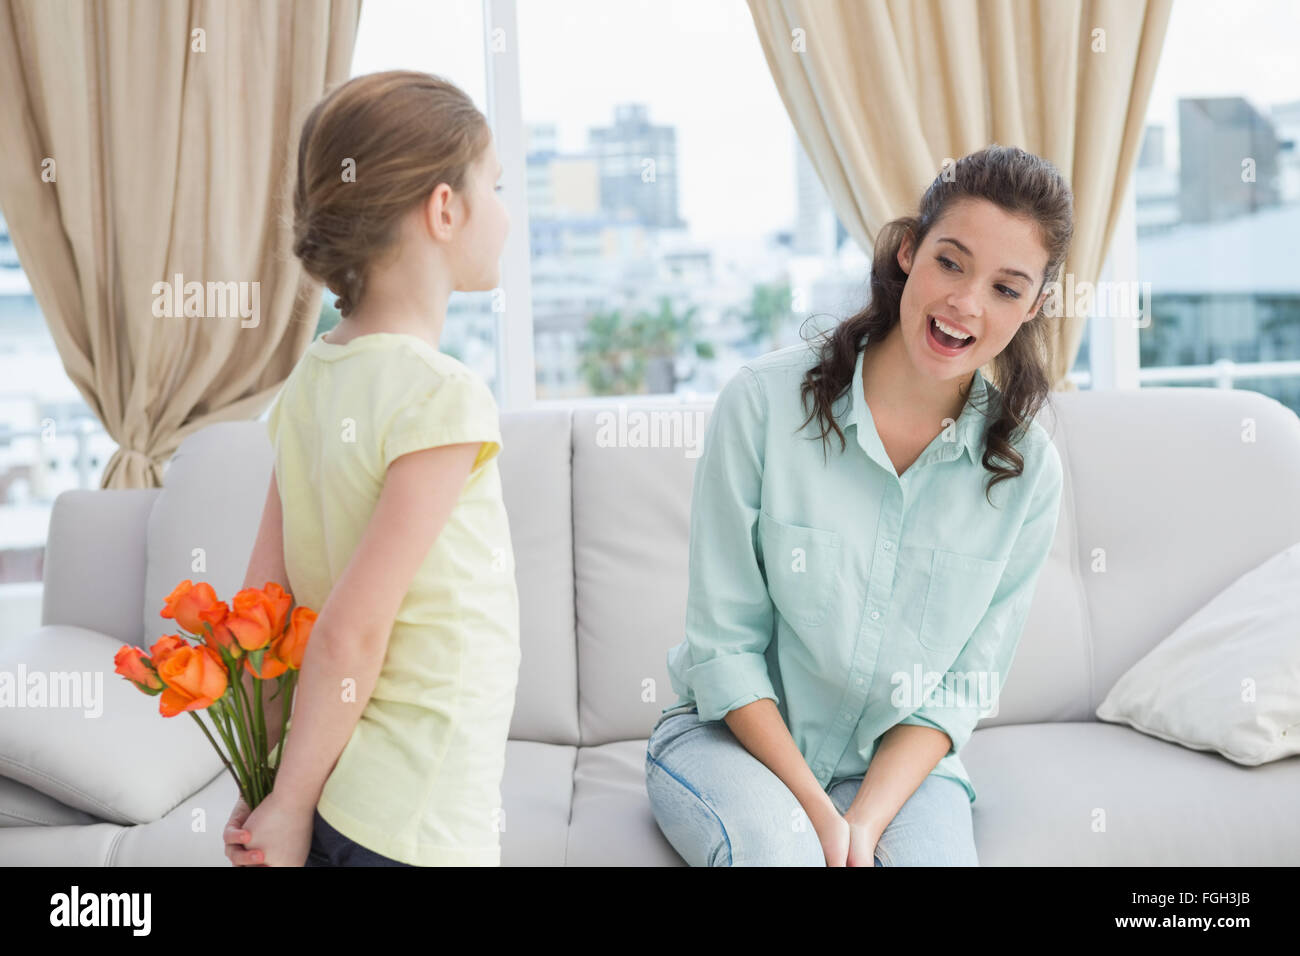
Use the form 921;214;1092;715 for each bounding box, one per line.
860;325;974;437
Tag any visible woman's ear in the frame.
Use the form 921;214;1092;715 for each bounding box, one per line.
896;231;915;275
1028;288;1048;321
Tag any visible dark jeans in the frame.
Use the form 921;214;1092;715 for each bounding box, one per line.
304;808;415;867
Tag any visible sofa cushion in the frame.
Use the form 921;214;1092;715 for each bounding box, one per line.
571;403;710;745
962;721;1300;865
114;768;236;866
0;626;224;825
498;740;576;866
42;488;159;646
1096;539;1300;765
0;821;128;866
144;421;273;649
496;410;580;746
566;739;683;866
1061;386;1300;707
0;774;99;828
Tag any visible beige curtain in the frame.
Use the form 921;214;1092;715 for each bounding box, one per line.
0;0;361;488
746;0;1173;391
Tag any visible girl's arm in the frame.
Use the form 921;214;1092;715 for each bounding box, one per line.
268;440;484;816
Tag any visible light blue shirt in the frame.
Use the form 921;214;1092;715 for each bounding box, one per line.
660;335;1064;803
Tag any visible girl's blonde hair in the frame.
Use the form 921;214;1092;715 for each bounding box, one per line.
292;70;491;317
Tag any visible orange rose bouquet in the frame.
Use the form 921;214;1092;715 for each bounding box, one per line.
112;580;316;808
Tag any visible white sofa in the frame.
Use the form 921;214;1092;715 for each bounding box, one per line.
3;383;1300;866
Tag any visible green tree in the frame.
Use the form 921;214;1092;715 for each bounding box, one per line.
579;308;646;394
736;280;793;351
579;297;715;395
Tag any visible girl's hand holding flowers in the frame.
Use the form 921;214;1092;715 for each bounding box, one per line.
238;789;315;867
113;580;317;863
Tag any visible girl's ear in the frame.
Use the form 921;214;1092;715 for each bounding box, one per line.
422;183;455;240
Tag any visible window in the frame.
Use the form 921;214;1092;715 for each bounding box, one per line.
1134;0;1300;414
0;209;116;585
515;0;849;400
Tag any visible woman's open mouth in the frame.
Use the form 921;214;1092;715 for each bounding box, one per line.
926;314;976;355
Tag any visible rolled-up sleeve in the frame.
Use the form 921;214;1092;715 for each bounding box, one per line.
899;441;1064;756
670;366;779;722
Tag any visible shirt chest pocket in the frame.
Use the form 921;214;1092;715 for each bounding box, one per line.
757;511;841;629
917;549;1008;652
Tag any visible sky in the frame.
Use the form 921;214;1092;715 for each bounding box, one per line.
350;0;1300;243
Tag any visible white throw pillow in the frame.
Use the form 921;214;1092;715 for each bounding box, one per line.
1096;540;1300;765
0;625;225;825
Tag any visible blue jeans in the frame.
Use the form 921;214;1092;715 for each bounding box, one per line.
303;808;415;867
645;709;979;866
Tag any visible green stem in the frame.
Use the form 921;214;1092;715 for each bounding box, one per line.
226;662;267;802
197;626;255;802
189;710;250;806
207;624;270;803
253;668;268;789
210;701;254;802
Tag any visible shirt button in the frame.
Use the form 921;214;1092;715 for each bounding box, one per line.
856;677;864;685
883;541;893;550
871;610;880;620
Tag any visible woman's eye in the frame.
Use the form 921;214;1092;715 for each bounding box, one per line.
938;255;1020;299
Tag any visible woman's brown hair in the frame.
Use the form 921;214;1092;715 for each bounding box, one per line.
798;143;1074;505
291;70;491;318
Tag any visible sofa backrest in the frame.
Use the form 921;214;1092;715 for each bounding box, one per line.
46;385;1300;750
1043;386;1300;713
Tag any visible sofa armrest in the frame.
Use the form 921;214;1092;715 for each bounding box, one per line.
42;488;160;647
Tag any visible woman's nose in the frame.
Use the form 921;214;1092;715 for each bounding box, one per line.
948;284;981;319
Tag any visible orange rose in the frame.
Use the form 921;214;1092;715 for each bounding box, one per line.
156;643;228;717
262;582;293;637
226;588;277;652
114;645;163;693
149;634;189;668
160;580;224;636
243;647;289;680
273;606;316;671
196;601;240;657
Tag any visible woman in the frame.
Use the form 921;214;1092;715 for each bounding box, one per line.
645;144;1070;867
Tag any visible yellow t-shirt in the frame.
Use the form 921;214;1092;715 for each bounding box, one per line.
265;331;520;866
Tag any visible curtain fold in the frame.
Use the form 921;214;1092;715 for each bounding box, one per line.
746;0;1174;391
0;0;362;488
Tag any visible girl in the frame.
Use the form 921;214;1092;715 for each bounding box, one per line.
645;145;1070;866
224;70;519;866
